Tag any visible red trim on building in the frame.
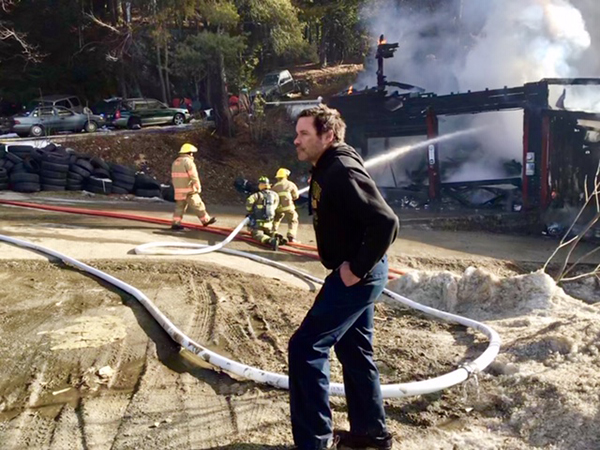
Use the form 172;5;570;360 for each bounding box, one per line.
540;115;551;209
426;108;440;202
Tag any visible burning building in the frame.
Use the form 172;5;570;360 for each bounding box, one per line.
328;37;600;213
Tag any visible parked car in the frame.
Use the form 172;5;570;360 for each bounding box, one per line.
25;95;85;114
0;99;22;117
91;97;122;120
11;106;104;137
109;98;191;129
253;70;310;101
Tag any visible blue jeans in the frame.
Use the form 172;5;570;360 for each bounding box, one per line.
288;256;389;450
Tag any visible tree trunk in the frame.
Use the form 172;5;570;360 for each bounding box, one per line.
110;0;118;25
206;76;211;110
318;24;328;68
122;1;131;23
156;43;167;104
164;42;171;104
209;51;231;136
118;60;128;98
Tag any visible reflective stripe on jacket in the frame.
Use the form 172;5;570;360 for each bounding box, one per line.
171;155;200;201
273;179;299;212
246;190;279;225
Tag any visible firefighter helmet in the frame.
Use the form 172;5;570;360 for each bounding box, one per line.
179;143;198;154
258;176;270;189
276;168;291;179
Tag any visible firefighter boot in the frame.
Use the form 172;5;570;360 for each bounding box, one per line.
275;233;288;246
171;223;185;231
202;216;217;227
269;236;279;251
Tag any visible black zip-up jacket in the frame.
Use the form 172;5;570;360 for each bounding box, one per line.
309;143;399;278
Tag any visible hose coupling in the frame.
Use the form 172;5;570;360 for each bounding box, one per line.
459;361;479;378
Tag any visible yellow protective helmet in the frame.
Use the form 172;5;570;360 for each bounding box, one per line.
179;143;198;154
276;168;291;179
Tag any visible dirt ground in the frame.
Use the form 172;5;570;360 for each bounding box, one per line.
0;192;599;449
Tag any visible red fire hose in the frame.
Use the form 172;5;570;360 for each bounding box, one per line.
0;199;405;276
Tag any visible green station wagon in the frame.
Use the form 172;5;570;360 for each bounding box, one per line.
110;98;191;129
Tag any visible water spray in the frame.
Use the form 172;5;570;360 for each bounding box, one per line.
298;126;485;195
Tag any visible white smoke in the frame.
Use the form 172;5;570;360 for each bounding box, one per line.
355;0;598;185
460;0;591;91
359;0;594;93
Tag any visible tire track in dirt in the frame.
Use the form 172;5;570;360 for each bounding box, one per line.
79;307;150;449
106;338;217;449
1;261;309;447
48;404;86;450
206;281;245;351
182;274;215;344
155;273;291;447
239;284;289;370
172;365;240;448
106;339;152;450
2;362;58;449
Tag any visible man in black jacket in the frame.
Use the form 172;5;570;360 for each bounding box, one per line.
289;105;399;450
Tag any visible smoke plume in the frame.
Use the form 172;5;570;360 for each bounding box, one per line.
359;0;596;93
355;0;599;184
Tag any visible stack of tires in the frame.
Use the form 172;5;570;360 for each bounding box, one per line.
2;147;41;192
5;145;33;160
110;164;136;195
134;172;162;198
84;157;113;195
37;145;70;191
0;167;7;191
67;156;93;191
0;143;171;200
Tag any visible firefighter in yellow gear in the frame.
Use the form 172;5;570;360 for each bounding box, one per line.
272;168;299;242
246;176;280;250
170;143;217;231
252;91;266;117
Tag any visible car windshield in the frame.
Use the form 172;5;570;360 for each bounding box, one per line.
92;100;120;115
24;101;43;114
261;74;279;86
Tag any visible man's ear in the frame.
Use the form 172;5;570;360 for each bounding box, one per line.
324;129;335;146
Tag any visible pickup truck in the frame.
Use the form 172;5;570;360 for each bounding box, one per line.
253;70;310;101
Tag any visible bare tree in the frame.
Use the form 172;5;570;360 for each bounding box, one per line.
0;0;43;62
544;162;600;283
87;12;134;98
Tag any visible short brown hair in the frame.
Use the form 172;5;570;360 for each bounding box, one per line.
297;105;346;143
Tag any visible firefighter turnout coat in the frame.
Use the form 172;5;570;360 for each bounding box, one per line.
172;154;201;200
246;189;279;230
272;178;299;239
273;178;299;213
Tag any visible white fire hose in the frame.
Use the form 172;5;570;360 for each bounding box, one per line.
0;221;500;398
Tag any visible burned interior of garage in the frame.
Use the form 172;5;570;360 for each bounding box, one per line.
328;38;600;224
